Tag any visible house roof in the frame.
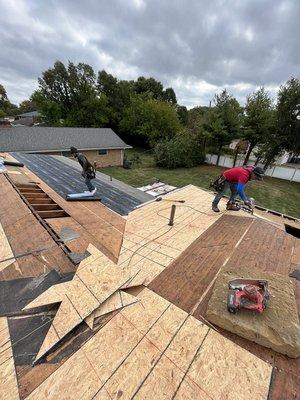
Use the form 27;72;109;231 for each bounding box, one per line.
10;117;34;127
0;157;299;399
0;126;131;152
16;110;40;117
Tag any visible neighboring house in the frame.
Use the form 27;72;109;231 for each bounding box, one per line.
229;139;298;165
11;117;35;127
0;126;131;167
14;110;40;120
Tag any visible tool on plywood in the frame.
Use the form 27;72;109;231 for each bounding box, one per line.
227;279;270;314
156;196;185;203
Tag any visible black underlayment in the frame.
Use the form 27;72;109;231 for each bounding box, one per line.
12;153;144;215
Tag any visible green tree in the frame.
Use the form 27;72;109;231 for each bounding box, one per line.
154;129;205;168
120;96;181;147
276;78;300;154
33;61;110;127
18;99;36;113
176;105;188;125
97;70;132;129
243;87;274;165
0;84;16;116
162;88;177;104
212;90;242;165
134;77;164;100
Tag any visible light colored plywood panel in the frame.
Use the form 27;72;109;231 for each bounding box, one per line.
174;377;211;400
120;288;170;334
104;336;160;400
0;317;20;400
83;313;143;383
27;349;101;400
146;303;187;350
134;355;184;400
187;329;272;400
24;282;71;309
0;222;15;272
84;291;138;329
165;315;209;371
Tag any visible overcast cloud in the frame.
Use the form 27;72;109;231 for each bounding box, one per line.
0;0;299;108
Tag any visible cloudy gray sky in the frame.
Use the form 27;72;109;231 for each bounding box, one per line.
0;0;299;108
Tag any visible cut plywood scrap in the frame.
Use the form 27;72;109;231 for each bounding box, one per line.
27;244;141;363
206;266;300;358
186;329;272;400
0;222;15;272
84;290;139;329
24;282;71;309
0;317;20;400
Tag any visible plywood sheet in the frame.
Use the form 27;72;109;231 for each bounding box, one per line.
186;329;272;400
26;349;101;400
0;222;15;272
149;214;253;313
85;291;139;329
0;317;19;400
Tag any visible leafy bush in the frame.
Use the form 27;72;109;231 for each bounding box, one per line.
154;131;205;169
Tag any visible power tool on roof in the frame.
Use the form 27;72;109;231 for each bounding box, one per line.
227;279;270;314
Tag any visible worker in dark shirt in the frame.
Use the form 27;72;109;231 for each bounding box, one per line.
212;165;264;212
70;147;97;195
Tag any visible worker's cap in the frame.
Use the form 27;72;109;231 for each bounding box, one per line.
70;146;78;154
253;166;264;180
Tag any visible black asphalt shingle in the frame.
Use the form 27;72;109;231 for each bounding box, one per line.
0;126;131;153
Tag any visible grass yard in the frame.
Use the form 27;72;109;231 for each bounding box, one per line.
101;148;300;219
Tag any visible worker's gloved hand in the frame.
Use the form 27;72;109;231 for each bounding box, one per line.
244;199;252;207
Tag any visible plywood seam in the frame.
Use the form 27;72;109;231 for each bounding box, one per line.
171;328;211;400
90;304;173;399
131;314;190;399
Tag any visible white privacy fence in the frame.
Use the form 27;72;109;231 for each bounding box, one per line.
206;154;300;183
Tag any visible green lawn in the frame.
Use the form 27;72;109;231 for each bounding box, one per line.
101;148;300;218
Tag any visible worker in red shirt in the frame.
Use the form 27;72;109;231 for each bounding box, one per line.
212;166;264;212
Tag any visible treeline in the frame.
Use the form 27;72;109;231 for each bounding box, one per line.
188;81;300;169
1;60;299;169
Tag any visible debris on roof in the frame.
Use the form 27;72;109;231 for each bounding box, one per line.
0;154;299;399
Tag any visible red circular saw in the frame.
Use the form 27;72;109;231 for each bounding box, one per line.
227;279;270;314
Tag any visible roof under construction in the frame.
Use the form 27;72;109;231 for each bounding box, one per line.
0;153;299;400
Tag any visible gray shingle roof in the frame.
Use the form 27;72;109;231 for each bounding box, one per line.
16;111;40;117
0;127;131;152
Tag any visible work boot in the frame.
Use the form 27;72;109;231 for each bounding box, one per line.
226;202;240;211
212;205;220;213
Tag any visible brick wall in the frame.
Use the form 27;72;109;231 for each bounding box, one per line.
35;149;124;167
80;149;123;168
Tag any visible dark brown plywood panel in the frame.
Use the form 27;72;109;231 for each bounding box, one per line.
149;215;253;313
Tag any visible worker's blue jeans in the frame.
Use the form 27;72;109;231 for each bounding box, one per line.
85;176;95;192
212;180;238;206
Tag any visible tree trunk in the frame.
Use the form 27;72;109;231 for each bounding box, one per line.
216;144;222;166
233;148;239;167
254;156;261;166
243;142;256;165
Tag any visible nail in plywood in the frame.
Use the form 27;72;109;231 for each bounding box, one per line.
0;317;19;400
186;329;272;400
0;222;15;272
